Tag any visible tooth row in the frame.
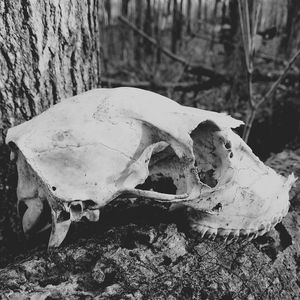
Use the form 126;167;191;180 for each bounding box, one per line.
191;206;289;242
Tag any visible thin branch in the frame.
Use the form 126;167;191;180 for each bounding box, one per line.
249;74;255;108
242;109;256;142
242;48;300;141
118;16;228;81
257;48;300;107
101;77;221;92
119;16;187;65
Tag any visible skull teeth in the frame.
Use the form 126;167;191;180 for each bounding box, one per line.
190;204;289;243
201;230;208;238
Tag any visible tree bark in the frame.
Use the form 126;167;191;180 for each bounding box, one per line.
0;0;102;132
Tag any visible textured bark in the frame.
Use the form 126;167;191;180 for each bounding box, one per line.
0;149;299;299
0;0;102;269
0;0;101;131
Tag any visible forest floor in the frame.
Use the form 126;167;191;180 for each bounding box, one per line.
0;147;299;299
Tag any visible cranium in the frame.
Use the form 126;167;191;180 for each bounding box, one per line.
6;88;296;247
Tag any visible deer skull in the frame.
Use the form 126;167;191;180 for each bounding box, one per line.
6;88;295;247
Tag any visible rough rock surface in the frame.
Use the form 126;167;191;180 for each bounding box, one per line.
0;149;299;299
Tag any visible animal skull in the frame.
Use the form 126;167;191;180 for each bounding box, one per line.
6;88;295;247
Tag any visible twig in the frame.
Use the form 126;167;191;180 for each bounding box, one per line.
191;31;282;63
101;77;221;92
118;16;228;81
238;0;260;142
242;109;257;144
242;49;300;142
119;16;187;65
257;49;300;107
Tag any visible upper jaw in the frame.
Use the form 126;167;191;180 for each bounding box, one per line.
186;172;295;240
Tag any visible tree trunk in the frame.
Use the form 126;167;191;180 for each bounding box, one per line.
197;0;202;32
104;0;111;25
0;0;102;133
186;0;192;35
171;0;183;54
171;0;178;53
144;0;153;55
0;0;102;266
281;0;300;57
121;0;130;17
134;0;143;63
225;0;247;112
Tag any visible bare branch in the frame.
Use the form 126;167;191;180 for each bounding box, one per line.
242;49;300;141
118;16;228;81
258;49;300;107
101;77;222;92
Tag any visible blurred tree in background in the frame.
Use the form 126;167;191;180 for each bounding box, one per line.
101;0;300;159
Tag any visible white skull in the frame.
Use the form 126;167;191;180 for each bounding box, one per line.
6;88;296;247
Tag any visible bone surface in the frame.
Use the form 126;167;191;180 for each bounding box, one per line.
6;88;296;247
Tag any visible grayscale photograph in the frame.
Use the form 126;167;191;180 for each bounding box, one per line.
0;0;299;299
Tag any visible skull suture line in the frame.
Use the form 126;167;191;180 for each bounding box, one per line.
6;88;296;247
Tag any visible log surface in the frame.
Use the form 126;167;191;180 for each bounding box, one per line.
0;149;299;299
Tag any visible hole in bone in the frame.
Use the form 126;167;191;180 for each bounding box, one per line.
136;175;177;194
136;145;186;195
190;120;228;188
84;200;97;209
18;199;51;233
197;168;218;188
212;203;222;212
57;210;71;222
18;201;27;219
70;203;83;220
52;186;56;191
224;141;231;149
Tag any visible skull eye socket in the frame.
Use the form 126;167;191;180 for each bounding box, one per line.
136;176;177;194
136;145;186;195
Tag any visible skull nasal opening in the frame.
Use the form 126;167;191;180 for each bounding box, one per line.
190;120;222;188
